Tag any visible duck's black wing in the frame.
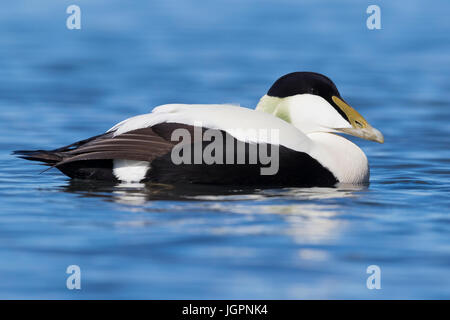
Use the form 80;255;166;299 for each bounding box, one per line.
13;124;194;180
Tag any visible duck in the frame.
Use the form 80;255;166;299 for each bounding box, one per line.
14;72;384;187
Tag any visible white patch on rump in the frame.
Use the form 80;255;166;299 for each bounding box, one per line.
113;160;150;182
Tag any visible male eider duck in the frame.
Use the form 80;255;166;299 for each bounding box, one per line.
14;72;384;187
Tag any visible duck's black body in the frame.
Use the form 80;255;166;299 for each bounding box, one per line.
15;122;337;187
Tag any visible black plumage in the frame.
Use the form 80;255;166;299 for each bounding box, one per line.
14;122;337;187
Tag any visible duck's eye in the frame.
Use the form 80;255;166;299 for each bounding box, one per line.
354;120;363;128
309;88;316;94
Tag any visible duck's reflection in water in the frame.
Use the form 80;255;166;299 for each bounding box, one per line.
61;180;367;247
191;185;367;245
62;180;281;203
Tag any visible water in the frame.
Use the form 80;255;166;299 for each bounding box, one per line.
0;0;449;299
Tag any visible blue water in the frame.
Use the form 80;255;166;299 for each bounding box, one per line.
1;0;449;299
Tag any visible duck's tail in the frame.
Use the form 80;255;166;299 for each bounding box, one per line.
12;133;107;166
12;149;63;166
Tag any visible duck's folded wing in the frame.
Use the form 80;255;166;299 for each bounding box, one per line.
108;104;313;153
14;124;193;167
16;104;313;167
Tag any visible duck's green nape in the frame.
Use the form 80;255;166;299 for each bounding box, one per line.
255;95;291;123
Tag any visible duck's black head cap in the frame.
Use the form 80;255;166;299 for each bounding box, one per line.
268;72;341;99
267;71;347;120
